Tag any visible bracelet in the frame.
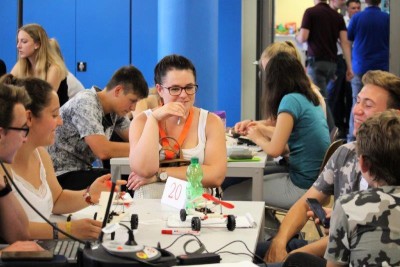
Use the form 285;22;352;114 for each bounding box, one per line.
83;186;95;205
66;214;72;235
0;176;12;198
51;222;59;239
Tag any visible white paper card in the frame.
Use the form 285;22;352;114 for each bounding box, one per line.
161;176;187;209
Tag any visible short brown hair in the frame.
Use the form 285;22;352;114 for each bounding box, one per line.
356;109;400;185
105;65;148;99
362;70;400;110
0;78;31;128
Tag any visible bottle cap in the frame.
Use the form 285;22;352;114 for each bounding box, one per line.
190;157;199;164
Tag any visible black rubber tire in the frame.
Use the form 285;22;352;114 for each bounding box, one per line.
180;209;187;222
131;214;139;230
191;217;201;231
227;215;236;231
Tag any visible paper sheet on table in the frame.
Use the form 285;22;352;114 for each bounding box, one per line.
167;213;256;228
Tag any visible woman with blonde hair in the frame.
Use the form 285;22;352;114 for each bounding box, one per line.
11;23;69;106
49;38;85;99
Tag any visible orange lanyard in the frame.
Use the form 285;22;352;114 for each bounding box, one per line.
158;108;194;159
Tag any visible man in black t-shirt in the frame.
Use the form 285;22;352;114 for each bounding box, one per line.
296;0;353;98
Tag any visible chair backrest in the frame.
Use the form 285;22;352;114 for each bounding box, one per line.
319;139;345;174
330;126;339;143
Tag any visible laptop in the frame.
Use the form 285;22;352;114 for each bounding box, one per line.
36;239;87;264
35;192;128;265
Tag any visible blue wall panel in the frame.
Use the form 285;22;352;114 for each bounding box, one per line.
1;0;243;121
158;0;219;112
76;0;131;88
0;0;18;72
131;0;158;88
23;0;76;76
218;0;241;127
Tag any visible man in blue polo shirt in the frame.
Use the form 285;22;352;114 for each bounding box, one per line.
347;0;389;142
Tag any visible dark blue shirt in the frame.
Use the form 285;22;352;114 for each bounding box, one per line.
348;6;389;75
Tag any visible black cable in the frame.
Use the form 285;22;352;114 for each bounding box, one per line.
160;234;268;266
160;234;209;253
0;161;89;247
212;239;267;266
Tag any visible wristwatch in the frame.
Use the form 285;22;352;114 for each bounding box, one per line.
156;169;168;182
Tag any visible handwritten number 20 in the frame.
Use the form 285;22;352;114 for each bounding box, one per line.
168;182;182;200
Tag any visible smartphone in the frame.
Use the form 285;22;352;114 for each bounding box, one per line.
306;198;330;228
1;250;54;261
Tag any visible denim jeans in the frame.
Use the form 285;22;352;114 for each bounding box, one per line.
307;59;337;98
326;56;352;132
348;73;363;142
254;238;308;266
283;252;326;267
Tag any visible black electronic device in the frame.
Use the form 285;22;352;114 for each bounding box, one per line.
306;198;330;228
237;137;257;146
230;130;257;146
81;245;177;267
177;253;221;265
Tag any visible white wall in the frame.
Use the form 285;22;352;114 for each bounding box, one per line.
241;0;258;121
275;0;313;30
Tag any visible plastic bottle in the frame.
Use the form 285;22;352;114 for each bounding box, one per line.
186;157;204;209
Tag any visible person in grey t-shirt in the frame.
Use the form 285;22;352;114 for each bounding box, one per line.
48;65;148;190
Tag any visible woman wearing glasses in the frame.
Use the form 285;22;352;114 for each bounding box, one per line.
127;54;227;198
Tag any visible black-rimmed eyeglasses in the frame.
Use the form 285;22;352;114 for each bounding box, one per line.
7;127;29;137
160;84;198;96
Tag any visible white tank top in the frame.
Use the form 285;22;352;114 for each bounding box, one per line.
144;108;208;164
11;149;53;222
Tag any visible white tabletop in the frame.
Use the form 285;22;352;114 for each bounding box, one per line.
52;199;265;264
110;154;267;168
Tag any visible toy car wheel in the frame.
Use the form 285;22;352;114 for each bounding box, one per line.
227;215;236;231
191;217;201;231
180;209;187;222
131;214;139;230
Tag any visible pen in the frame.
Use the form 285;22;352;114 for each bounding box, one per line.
161;229;200;235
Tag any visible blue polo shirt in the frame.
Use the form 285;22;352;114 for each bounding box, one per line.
348;6;389;75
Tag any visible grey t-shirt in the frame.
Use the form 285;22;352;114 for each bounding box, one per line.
48;87;130;175
313;142;362;200
325;186;400;266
